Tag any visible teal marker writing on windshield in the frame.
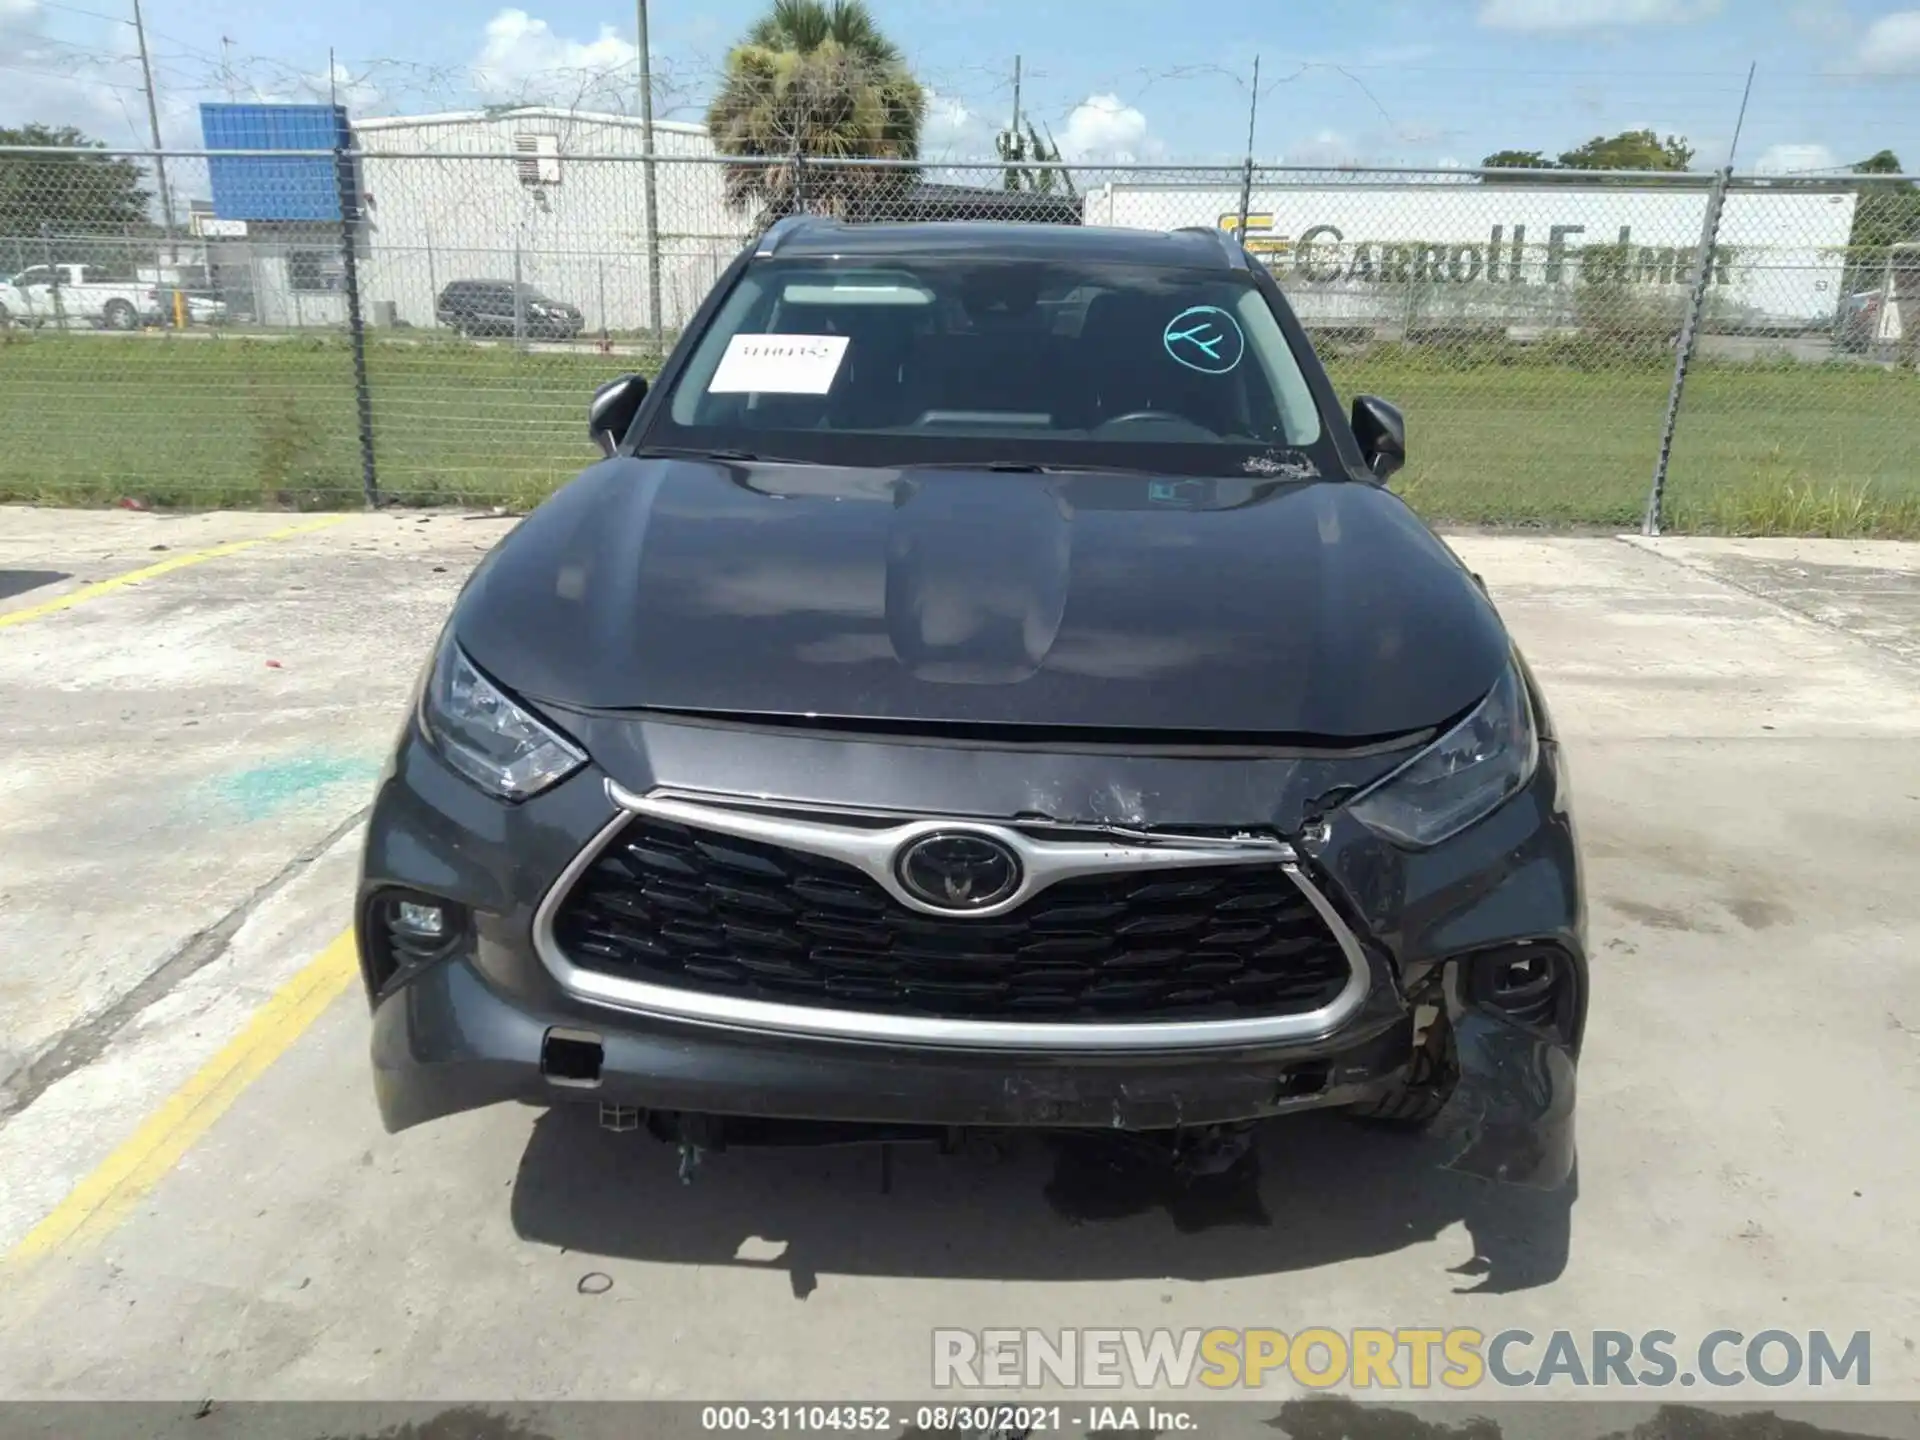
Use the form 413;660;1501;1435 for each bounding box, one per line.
1162;305;1246;374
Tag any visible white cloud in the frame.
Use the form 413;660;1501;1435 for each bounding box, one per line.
472;8;638;104
1284;129;1360;167
1855;9;1920;74
1058;94;1161;164
246;60;385;113
0;0;163;146
1789;0;1850;36
1753;142;1841;175
921;86;991;159
1477;0;1717;31
308;61;384;113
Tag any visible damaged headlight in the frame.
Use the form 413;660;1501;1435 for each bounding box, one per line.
1346;661;1539;848
418;638;585;800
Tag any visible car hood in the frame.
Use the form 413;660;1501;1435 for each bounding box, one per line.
456;457;1513;740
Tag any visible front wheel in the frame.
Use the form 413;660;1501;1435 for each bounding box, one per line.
102;299;138;331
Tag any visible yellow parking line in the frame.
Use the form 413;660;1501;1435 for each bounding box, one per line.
6;929;358;1265
0;515;350;630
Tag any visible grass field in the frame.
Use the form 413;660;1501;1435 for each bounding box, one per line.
3;332;1918;535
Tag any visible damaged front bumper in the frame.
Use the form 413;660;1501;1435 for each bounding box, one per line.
359;711;1585;1189
371;952;1420;1133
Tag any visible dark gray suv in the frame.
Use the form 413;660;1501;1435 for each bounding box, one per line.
363;219;1586;1192
435;279;583;339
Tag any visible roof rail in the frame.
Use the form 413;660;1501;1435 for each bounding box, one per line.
754;214;811;258
1171;224;1249;270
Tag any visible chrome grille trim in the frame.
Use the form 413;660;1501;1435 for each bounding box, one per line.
529;780;1372;1052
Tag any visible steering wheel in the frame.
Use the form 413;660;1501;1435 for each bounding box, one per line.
1092;409;1218;441
1101;409;1187;427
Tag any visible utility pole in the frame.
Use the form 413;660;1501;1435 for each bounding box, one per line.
1011;54;1022;145
221;36;239;101
131;0;175;254
1235;54;1260;243
1001;54;1023;191
637;0;664;357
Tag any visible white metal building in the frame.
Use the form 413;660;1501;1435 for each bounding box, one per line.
354;108;756;334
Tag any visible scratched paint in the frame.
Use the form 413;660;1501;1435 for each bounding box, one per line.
207;755;383;822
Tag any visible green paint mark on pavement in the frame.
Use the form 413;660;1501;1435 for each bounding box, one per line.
212;755;383;822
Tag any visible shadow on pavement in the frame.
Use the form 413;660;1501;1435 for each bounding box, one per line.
0;569;70;602
508;1109;1576;1299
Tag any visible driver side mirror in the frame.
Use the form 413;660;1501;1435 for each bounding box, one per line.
1351;395;1406;482
588;373;649;457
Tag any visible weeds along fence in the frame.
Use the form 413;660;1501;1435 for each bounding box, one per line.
2;144;1918;534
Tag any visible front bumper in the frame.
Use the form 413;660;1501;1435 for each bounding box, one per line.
372;953;1418;1133
359;713;1585;1186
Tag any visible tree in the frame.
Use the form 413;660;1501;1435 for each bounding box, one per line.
1479;130;1693;184
1481;149;1554;170
0;124;153;240
705;0;927;224
995;120;1074;196
1840;149;1920;295
1557;129;1693;171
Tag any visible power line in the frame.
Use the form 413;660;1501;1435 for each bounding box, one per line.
31;0;134;24
0;59;150;92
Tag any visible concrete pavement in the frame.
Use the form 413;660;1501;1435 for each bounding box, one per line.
0;509;1916;1404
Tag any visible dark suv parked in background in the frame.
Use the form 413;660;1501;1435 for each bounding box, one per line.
436;279;584;340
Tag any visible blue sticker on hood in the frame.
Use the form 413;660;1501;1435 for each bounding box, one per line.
1162;306;1245;374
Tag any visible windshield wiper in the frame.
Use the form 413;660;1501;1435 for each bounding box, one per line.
902;460;1157;475
632;445;812;465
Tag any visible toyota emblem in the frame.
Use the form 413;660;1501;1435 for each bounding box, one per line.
894;832;1023;912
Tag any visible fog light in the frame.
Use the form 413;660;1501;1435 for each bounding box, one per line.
394;901;447;939
1465;944;1570;1035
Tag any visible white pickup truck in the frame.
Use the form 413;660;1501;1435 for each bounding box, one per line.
0;263;161;330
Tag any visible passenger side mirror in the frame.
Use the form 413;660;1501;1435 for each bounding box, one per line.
588;373;649;457
1350;395;1406;482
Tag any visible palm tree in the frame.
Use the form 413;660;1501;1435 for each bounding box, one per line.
995;120;1075;197
705;0;927;224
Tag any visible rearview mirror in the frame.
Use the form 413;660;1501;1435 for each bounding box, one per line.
1350;395;1406;482
588;373;649;457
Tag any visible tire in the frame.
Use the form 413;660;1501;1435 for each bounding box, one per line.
1345;1013;1457;1128
102;299;138;331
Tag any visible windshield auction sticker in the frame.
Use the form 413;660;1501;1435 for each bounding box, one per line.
707;333;849;394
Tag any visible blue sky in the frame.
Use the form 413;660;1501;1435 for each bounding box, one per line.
3;0;1917;174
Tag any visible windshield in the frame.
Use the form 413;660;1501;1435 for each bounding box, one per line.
651;256;1328;474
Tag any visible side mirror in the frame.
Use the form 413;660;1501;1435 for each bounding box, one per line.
588;373;649;457
1350;394;1406;482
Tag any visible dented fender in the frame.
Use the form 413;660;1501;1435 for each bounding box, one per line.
1430;978;1578;1189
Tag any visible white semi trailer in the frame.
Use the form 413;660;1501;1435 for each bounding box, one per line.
1082;181;1860;334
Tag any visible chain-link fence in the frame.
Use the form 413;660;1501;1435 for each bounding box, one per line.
3;141;1917;533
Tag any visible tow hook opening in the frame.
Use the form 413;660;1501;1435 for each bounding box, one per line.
1274;1063;1331;1100
540;1029;604;1087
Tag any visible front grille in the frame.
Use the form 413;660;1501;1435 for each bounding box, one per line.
549;817;1354;1023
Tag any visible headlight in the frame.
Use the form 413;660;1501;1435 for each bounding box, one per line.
418;639;585;800
1346;661;1539;848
